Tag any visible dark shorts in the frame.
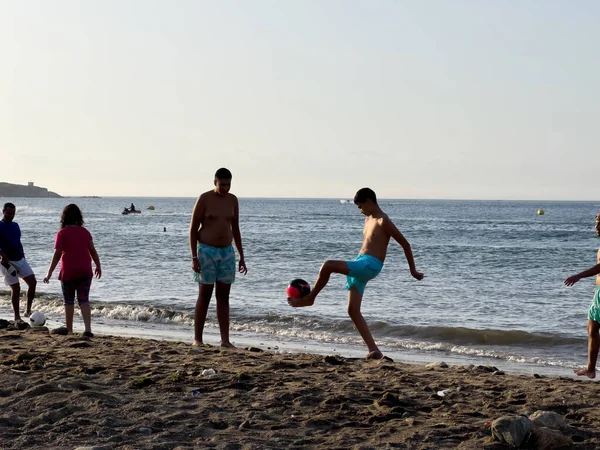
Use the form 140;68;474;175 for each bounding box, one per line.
61;278;92;306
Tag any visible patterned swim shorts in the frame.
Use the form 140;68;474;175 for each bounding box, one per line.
194;244;236;285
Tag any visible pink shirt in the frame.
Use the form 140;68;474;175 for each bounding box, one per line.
55;226;93;281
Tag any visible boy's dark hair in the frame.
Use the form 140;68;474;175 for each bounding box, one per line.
60;204;84;228
354;188;377;205
3;202;15;210
215;168;232;180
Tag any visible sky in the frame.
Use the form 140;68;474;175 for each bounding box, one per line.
0;0;598;200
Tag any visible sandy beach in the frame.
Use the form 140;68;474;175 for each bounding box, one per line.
1;329;599;449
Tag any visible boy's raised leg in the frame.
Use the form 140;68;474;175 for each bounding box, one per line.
288;260;350;307
215;281;234;348
575;319;600;378
194;284;214;346
347;286;382;359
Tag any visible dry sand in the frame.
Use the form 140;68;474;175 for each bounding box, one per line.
1;329;599;449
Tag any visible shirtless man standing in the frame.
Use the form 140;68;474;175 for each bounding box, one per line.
288;188;423;359
564;213;600;378
189;168;247;347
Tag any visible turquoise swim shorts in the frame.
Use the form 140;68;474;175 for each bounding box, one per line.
589;287;600;323
346;254;383;295
194;244;236;285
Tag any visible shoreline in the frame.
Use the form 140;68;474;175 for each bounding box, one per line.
1;329;599;449
0;303;581;379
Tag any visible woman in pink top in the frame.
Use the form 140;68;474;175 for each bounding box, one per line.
43;204;102;337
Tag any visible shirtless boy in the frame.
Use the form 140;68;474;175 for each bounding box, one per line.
189;168;247;347
288;188;423;359
564;213;600;378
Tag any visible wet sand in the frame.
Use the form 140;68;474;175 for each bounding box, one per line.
1;330;599;449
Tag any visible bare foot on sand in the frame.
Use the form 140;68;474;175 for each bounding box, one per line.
192;340;203;347
366;350;383;360
574;368;596;379
221;342;235;349
288;294;315;307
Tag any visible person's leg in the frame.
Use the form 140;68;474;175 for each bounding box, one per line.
79;303;92;333
575;319;600;378
22;274;36;317
194;284;214;345
9;282;21;321
65;304;75;333
347;286;382;358
288;260;350;307
215;281;233;348
77;279;93;334
61;281;76;333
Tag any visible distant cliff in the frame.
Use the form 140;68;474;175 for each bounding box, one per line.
0;182;62;198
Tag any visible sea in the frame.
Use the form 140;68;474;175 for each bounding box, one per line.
1;196;599;377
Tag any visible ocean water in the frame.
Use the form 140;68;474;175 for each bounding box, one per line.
1;196;599;376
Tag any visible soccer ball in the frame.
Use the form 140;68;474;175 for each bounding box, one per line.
29;311;46;327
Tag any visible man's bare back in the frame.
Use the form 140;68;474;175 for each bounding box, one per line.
196;190;237;248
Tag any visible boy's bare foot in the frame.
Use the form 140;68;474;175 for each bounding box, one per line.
574;368;596;379
24;311;31;318
220;342;235;349
366;350;383;360
192;340;203;346
287;294;315;307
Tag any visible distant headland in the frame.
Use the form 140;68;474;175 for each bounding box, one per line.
0;182;62;198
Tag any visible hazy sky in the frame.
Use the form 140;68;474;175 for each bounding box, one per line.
1;1;598;199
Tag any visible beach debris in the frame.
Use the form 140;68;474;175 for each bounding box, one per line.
129;376;155;389
239;420;252;430
191;390;201;396
0;319;9;329
425;361;448;369
491;415;533;448
202;368;216;377
137;427;153;435
237;371;251;381
531;427;573;450
405;418;417;427
436;389;451;397
170;372;184;382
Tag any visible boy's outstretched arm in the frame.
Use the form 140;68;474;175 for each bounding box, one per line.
383;218;423;280
564;263;600;286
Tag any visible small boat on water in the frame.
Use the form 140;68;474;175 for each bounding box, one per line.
122;208;142;215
